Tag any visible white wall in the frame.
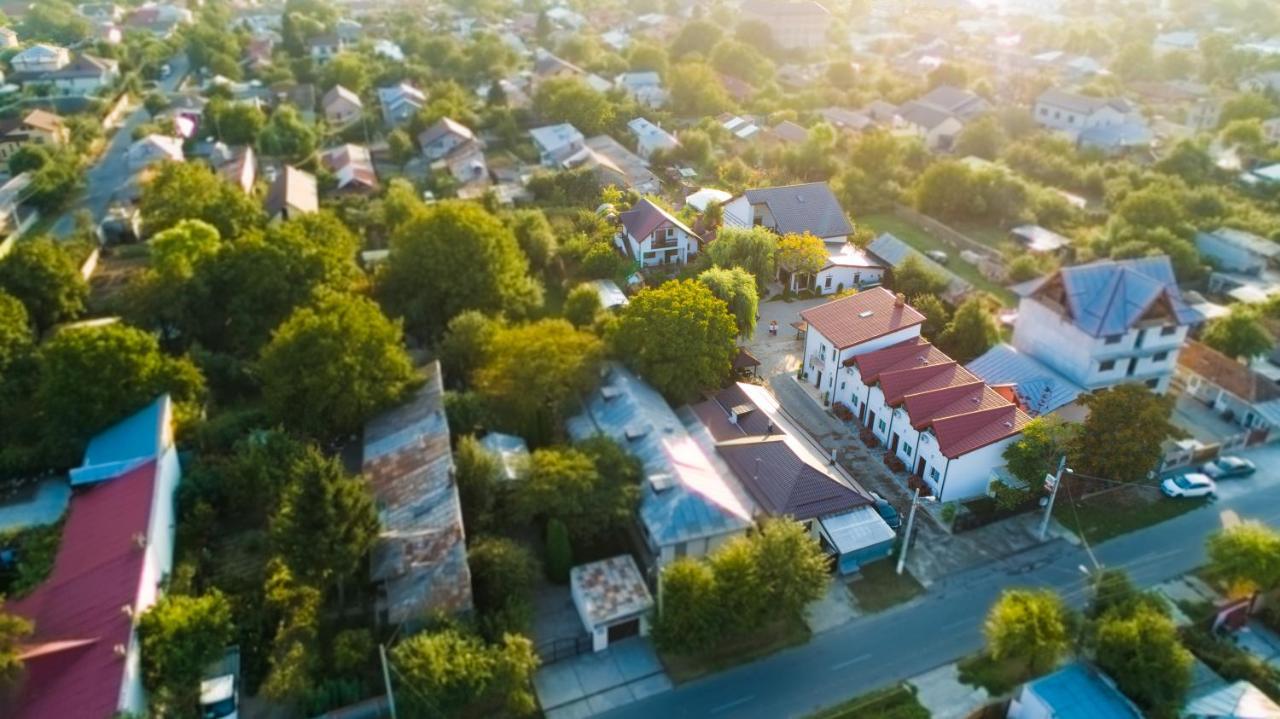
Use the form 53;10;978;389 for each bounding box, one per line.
804;324;921;404
815;265;884;295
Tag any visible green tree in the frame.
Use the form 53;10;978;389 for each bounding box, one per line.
18;1;88;44
1206;523;1280;597
1093;605;1193;714
469;536;540;638
258;291;415;440
1218;93;1278;128
744;519;830;622
652;559;721;654
910;293;950;340
1002;416;1077;486
260;558;322;705
322;53;368;94
1154;140;1216;186
139;161;264;238
891;254;949;298
1072;384;1175;483
390;629;538;719
473;319;604;444
1202;304;1274;361
1219;119;1266;155
258;105;317;162
669;61;734;116
938;296;999;362
378;200;543;340
545;517;572;583
532;77;615;136
438;310;502;389
954;116;1009;160
8;145;50;176
455;434;502;534
0;606;32;682
271;447;379;595
0;238;88;332
914;161;978;219
776;232;828;278
710;39;773;85
669;18;723;58
698;266;758;339
705;226;777;289
205;98;267;146
507;209;557;272
0;290;33;372
387;128;415;166
611;280;737;402
628;42;669;75
136;592;235;712
1086;568;1167;622
563;283;603;328
510;446;636;544
984;589;1071;675
38;323;204;463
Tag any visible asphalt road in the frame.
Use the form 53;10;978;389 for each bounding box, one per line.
598;443;1280;719
50;52;190;239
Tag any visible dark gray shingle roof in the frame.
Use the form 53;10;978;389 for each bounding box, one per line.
743;182;852;239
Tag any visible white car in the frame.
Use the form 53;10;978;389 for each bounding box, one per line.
1201;456;1256;479
1161;473;1216;498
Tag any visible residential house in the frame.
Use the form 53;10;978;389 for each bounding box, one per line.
264;165;318;222
10;44;70;75
864;99;902;125
616;198;700;267
321;84;363;129
6;396;181;719
244;35;274;72
308;33;347;65
418;117;475;161
531;48;609;91
442;141;490;191
995;256;1201;395
866;232;973;303
967;343;1087;419
127;134;183;170
803;290;1033;501
1176;341;1280;441
913;84;992;121
768;120;810;146
1196;227;1280;276
897;101;965;151
1010;225;1070;254
335;18;362;43
740;0;831;50
567;363;754;572
615;71;667;108
1240;71;1280;94
272;82;317;123
571;555;655;652
723;182;853;245
1031;50;1106;82
809;245;886;295
0;26;18;49
42;53;119;94
125;2;193;36
1154;30;1199;56
78;3;124;22
565;135;660;194
373;39;405;63
1007;663;1141;719
321;144;378;194
530;122;586;166
362;362;473;624
216;145;256;195
692;382;896;574
0;172;40;243
719;113;762;141
819;107;875;133
1184;678;1280;719
719;73;756;104
0;109;68;162
1034;88;1151;152
627;117;678;160
376;83;426;128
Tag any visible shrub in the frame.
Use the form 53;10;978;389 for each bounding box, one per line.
545;518;572;583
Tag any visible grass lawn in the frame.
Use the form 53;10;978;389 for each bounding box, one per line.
660;616;810;684
849;561;925;613
806;683;929;719
957;652;1033;696
1053;484;1209;544
861;214;1017;307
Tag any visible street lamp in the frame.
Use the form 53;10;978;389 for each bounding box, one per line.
896;486;936;575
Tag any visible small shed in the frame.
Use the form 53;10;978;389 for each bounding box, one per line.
478;432;529;482
1010;225;1069;254
590;279;629;310
570;555;654;652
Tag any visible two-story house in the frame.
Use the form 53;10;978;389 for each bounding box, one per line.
321;84;362;129
11;44;70;75
615;198;700;267
0;110;68;162
801;288;926;403
722;182;853;245
376;83;425;128
307;33;346;65
627;117;678;160
1006;257;1201;395
1034;88;1151;152
418;117;476;161
530;122;585;166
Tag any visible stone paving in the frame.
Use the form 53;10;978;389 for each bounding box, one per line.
909;663;991;719
534;639;671;719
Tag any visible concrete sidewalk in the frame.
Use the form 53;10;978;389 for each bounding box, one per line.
534;640;671;719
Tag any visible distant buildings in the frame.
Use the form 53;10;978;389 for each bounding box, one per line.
1034;88;1151;153
376;83;426;128
740;0;831;50
265;165;318;222
627;117;678;160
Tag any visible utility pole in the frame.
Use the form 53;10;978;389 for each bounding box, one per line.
380;643;398;719
896;486;922;575
1038;455;1069;541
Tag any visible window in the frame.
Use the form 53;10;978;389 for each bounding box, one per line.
1099;360;1116;371
665;227;675;240
1153;351;1169;362
1146;378;1159;389
1105;334;1123;345
824;275;832;289
904;444;912;457
1161;326;1177;336
674;542;687;558
831;346;837;361
878;419;886;432
840;381;846;390
920;433;929;444
819;343;827;357
930;468;940;481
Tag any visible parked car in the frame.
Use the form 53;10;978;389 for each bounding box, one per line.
1161;473;1216;498
925;250;949;264
200;646;240;719
1201;456;1256;480
869;491;901;529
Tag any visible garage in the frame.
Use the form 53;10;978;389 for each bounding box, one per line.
570;555;655;653
607;618;641;644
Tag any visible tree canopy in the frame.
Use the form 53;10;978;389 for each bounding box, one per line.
1093;604;1192;714
1206;523;1280;598
938;296;1000;362
0;238;88;333
610;280;737;402
1071;384;1175;483
698;266;759;339
139;161;264;239
983;589;1072;676
1202;304;1273;361
532;77;616;136
510;444;639;545
892;254;950;298
776;232;828;277
705;226;778;289
390;629;538;719
137;591;235;712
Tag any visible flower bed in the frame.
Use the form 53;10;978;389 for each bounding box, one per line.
859;427;880;448
831;402;854;422
883;452;906;474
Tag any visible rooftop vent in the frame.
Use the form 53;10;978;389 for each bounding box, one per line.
601;385;621;401
113;644;127;658
859;310;874;318
1004;421;1014;428
895;292;906;307
132;532;147;550
649;473;675;493
121;604;134;618
625;424;650;441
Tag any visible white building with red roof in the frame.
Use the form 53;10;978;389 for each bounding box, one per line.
7;395;180;719
615;198;701;268
800;287;926;398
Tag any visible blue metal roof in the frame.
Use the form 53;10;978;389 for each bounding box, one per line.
567;364;752;548
1021;257;1201;338
967;344;1085;415
866;233;972;299
70;395;171;486
1025;664;1141;719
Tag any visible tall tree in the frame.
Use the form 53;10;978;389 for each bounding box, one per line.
510;446;637;545
611;280;737;402
938;296;1000;362
390;629;538;719
258;105;318;162
1071;385;1175;483
454;434;502;535
473;319;604;445
532;77;616;136
1002;416;1077;486
258;291;415;440
438;311;503;389
1202;304;1274;361
910;293;951;340
892;254;950;298
1093;605;1192;714
698;266;759;339
468;536;540;639
983;589;1071;675
563;284;603;328
776;232;828;280
260;558;322;705
139;162;264;239
0;239;88;333
0;606;32;683
136;592;235;712
0;291;32;373
705;226;777;289
378;201;543;340
507;209;557;272
1206;523;1280;598
652;559;721;654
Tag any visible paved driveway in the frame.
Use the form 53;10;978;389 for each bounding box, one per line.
535;639;671;719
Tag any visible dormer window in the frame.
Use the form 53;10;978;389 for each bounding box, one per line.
1104;334;1123;345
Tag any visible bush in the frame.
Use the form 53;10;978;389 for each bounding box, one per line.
988;478;1033;511
470;536;540;639
545;518;572;583
859;427;880;448
883;452;906;473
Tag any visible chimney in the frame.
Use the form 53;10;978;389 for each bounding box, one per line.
895;292;906;307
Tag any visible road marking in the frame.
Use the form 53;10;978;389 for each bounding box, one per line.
830;653;872;671
710;696;755;714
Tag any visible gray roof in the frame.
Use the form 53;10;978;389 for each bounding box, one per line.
1036;87;1130;116
819;107;873;130
1017;256;1201;337
866;232;972;300
417;116;474;147
897;100;957;131
362;362;473;622
1079;120;1152;150
743;182;852;239
916;84;989;118
1196;227;1280;259
967;343;1084;415
567;363;752;548
1185;680;1280;718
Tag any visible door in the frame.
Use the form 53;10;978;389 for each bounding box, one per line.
859;402;867;423
890;433;900;453
915;457;926;476
815;370;822;389
607;618;640;644
867;410;876;431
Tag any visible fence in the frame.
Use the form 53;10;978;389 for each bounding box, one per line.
536;634;593;665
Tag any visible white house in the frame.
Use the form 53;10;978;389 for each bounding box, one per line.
811;246;886;296
800;287;926;402
1195;227;1280;275
722;182;853;244
627;117;678;160
376;83;425;128
321;84;363;128
308;33;346;65
1177;340;1280;440
1007;257;1201;394
1154;30;1199;56
11;44;71;75
1034;88;1142;134
417;117;476;161
44;54;119;94
321;144;377;194
615;71;667;108
530;122;585;166
570;555;654;652
897;101;965;151
615;198;700;267
127;134;183;170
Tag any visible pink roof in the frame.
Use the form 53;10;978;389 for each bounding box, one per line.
619;198;697;242
801;287;924;350
7;460;158;719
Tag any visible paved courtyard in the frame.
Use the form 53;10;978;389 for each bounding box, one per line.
534;639;671;719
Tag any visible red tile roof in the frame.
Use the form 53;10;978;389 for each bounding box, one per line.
932;405;1030;458
717;436;870;520
7;460;158;719
801;288;925;350
846;337;949;383
1178;340;1280;404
